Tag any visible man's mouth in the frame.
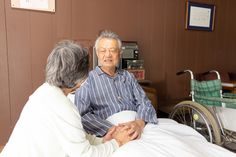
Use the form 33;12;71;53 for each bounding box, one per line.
104;59;112;63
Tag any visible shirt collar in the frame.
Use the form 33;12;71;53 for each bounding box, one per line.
95;66;124;76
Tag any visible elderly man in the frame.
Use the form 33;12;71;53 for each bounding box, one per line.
74;30;158;138
74;32;236;157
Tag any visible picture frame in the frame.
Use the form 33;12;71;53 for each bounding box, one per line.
11;0;55;12
185;1;216;31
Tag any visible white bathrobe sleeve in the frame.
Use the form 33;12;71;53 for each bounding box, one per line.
86;133;104;145
0;84;119;157
47;94;119;157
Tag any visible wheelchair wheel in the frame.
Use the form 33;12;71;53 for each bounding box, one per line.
169;101;222;145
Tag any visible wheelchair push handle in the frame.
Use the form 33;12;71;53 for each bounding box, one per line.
176;70;194;79
176;71;186;75
202;70;221;80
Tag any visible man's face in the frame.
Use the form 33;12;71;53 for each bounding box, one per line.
96;38;121;69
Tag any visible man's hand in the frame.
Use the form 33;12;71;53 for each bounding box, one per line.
118;119;145;140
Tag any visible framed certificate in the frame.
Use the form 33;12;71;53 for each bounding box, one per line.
186;2;216;31
11;0;55;12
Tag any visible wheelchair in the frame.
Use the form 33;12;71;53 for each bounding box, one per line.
169;70;236;151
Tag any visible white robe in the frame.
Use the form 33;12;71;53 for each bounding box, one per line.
0;83;118;157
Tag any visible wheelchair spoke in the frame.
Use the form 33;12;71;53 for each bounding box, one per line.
179;106;187;124
175;110;185;123
188;107;193;125
170;103;217;143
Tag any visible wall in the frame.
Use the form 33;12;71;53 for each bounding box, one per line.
142;0;236;109
1;0;236;145
0;0;11;144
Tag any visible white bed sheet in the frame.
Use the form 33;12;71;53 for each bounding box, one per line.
107;111;236;157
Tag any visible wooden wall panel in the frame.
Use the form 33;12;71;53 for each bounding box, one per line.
136;0;155;70
163;0;179;100
147;0;166;100
52;0;72;41
5;1;32;125
71;0;139;41
30;12;54;90
0;0;11;145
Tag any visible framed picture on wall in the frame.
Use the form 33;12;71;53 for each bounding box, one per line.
185;1;216;31
11;0;55;12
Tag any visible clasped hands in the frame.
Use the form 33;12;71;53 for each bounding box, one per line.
103;119;145;146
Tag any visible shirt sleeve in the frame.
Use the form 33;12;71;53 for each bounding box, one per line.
74;79;113;136
130;74;158;124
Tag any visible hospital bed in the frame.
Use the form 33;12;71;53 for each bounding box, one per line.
68;87;236;156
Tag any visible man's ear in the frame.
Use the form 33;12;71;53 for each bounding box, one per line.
119;50;122;57
95;49;99;56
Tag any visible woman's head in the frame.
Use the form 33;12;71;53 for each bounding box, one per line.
46;40;89;89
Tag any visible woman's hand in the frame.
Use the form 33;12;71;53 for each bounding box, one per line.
103;119;145;146
112;125;134;146
103;126;116;142
118;119;145;140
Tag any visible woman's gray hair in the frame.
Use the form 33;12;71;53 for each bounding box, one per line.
94;30;122;51
46;40;89;88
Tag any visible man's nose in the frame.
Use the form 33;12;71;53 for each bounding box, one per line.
104;50;112;57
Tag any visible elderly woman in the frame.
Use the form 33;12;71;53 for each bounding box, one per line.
0;40;132;157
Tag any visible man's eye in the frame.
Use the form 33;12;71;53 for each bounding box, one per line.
99;50;106;53
110;49;116;53
98;48;118;53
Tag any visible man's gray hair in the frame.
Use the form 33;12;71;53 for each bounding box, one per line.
95;30;122;51
46;40;89;88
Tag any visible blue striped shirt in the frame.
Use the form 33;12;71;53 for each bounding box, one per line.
75;66;158;136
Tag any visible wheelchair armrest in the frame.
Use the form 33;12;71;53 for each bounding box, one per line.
223;93;236;99
194;95;236;109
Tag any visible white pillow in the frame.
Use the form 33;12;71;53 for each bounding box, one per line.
106;110;137;125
